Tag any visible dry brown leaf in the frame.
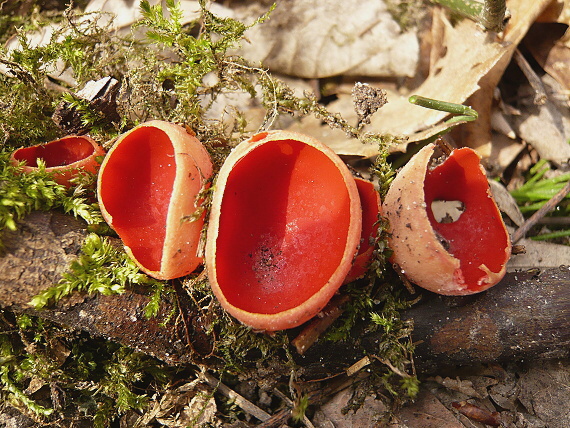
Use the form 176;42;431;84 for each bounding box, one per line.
139;380;218;427
536;0;570;25
524;23;570;91
396;389;465;428
507;238;570;270
487;132;525;174
363;0;554;157
510;94;570;165
432;376;484;398
312;386;389;427
235;0;419;79
517;361;570;427
489;180;525;226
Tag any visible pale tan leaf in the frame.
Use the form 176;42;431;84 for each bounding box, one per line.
507;239;570;270
364;0;554;156
235;0;419;79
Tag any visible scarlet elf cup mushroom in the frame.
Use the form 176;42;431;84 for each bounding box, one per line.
10;135;105;188
344;177;382;284
383;143;511;295
97;120;213;280
205;130;364;331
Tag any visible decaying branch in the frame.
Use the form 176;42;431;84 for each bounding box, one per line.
1;211;569;374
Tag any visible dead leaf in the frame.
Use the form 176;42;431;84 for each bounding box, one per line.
487;132;526;177
396;389;464;428
432;376;484;398
524;23;570;91
517;361;570;426
510;95;570;166
507;238;570;270
488;180;525;226
365;0;554;156
140;380;218;427
536;0;570;25
312;386;388;427
84;0;149;29
235;0;419;79
488;371;519;412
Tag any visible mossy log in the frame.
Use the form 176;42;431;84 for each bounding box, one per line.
1;211;569;373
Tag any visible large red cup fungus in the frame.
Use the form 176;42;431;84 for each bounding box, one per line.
97;120;213;280
343;177;382;284
10;135;105;188
383;143;511;295
205;130;362;331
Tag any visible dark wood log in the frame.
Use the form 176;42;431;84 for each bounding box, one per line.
402;266;570;371
299;266;570;374
2;211;570;374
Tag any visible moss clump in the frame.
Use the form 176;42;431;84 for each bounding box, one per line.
29;233;165;312
0;312;172;427
0;153;101;240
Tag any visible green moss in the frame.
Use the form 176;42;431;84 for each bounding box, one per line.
0;312;172;426
30;233;165;313
0;153;101;238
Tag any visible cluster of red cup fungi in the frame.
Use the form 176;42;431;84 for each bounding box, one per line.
11;122;511;331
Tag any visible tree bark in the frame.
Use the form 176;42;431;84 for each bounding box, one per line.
2;211;569;373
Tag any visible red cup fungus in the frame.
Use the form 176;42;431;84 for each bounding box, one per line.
205;130;362;331
343;177;382;284
383;143;511;295
10;135;105;188
97;120;213;280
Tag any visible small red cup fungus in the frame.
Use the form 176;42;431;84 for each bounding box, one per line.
383;143;511;295
97;120;213;280
10;135;105;188
205;130;362;331
343;177;382;284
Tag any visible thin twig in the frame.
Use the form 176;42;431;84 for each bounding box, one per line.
200;372;271;422
536;217;570;225
512;179;570;243
513;49;547;105
371;355;412;379
257;408;290;428
346;356;371;376
291;294;350;355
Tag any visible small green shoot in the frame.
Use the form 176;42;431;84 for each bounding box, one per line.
511;160;570;213
409;95;478;122
530;230;570;241
405;95;478;145
430;0;507;32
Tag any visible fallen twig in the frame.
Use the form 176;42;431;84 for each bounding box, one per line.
200;372;271;422
292;294;350;355
513;49;547;105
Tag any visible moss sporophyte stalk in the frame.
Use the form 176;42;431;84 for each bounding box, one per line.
0;0;421;424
